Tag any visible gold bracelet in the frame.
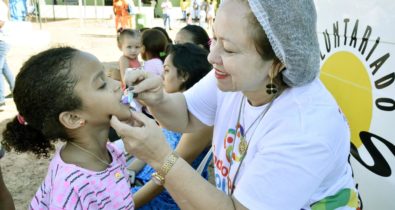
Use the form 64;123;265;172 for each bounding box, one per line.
151;151;179;185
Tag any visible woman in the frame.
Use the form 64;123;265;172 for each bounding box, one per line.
112;0;360;209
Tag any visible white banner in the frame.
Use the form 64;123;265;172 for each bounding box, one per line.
315;1;395;209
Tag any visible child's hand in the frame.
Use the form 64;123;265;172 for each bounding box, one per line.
110;113;171;171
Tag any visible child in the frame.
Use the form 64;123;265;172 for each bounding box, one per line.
2;47;135;209
141;29;168;76
117;29;142;89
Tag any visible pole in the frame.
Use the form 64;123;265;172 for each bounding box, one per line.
78;0;83;27
52;0;55;20
35;0;42;29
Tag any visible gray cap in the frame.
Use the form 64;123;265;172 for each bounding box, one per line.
248;0;320;87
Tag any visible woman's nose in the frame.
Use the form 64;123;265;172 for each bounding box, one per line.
207;48;222;66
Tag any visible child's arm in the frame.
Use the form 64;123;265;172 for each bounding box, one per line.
133;126;213;208
119;56;130;85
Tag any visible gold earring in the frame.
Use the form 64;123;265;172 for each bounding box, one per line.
266;75;278;95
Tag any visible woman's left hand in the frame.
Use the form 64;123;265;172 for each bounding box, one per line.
110;112;172;170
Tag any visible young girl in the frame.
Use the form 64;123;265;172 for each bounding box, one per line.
141;29;168;76
2;47;135;209
118;29;142;89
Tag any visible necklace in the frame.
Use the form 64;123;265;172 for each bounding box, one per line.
69;142;110;167
229;94;277;195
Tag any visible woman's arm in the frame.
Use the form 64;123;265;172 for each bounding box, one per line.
176;126;213;163
164;158;247;210
133;127;213;207
111;113;247;209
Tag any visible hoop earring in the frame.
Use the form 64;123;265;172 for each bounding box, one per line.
266;77;278;95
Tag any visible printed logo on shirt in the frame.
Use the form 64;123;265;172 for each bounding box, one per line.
213;123;246;194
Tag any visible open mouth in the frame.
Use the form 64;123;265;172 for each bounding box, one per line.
120;88;137;111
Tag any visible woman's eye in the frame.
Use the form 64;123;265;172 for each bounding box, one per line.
224;49;234;54
99;82;107;89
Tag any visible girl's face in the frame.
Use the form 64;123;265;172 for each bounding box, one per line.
162;54;185;93
72;52;131;125
121;36;142;60
208;0;273;94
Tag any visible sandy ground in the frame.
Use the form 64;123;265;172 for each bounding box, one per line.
0;17;197;209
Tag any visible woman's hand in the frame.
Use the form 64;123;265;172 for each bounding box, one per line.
110;112;172;170
124;69;165;107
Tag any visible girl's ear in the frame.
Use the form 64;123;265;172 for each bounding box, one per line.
179;73;189;91
181;74;189;83
59;111;85;129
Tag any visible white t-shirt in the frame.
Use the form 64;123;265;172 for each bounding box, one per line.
184;70;357;210
161;1;172;15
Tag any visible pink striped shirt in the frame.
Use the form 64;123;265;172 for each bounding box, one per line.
30;143;134;210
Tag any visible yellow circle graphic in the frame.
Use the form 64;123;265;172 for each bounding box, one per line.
320;51;372;147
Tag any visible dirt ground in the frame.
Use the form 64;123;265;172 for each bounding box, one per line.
0;17;194;209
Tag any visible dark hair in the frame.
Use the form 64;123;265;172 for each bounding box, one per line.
142;29;168;62
117;29;141;48
139;27;150;33
179;25;210;51
1;47;82;158
166;43;212;90
152;27;173;44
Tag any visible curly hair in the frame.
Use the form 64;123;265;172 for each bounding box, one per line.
1;47;82;158
166;43;212;91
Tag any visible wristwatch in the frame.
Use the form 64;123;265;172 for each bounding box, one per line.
151;151;179;185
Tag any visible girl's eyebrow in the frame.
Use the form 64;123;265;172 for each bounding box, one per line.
92;71;104;83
